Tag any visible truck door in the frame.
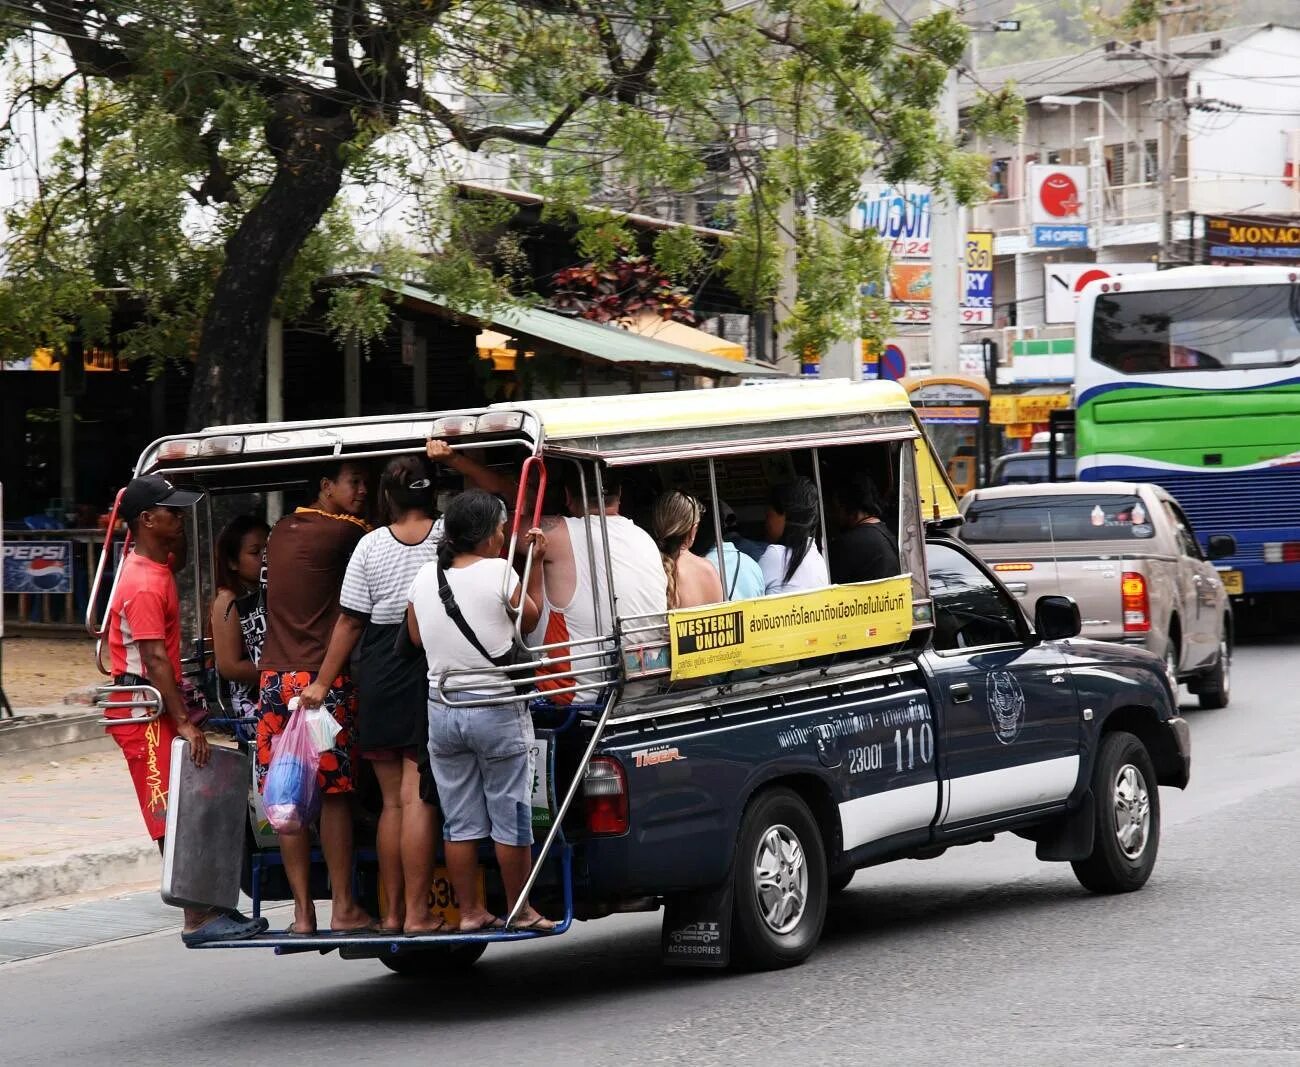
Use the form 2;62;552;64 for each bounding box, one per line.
921;540;1082;829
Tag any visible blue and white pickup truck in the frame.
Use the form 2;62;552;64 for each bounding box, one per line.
101;380;1189;975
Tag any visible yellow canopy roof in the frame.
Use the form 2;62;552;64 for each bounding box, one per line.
501;379;913;441
622;311;745;362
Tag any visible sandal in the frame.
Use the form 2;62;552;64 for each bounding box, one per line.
403;917;452;936
283;921;316;938
459;915;506;933
329;920;380;935
511;915;558;933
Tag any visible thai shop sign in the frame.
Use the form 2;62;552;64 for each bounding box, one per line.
855;184;932;258
964;231;994;326
1006;337;1074;385
1205;215;1300;262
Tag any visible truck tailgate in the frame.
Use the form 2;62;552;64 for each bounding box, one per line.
974;543;1127;640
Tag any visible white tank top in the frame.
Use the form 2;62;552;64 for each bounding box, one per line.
528;514;667;705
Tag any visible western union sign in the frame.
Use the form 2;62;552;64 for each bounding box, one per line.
667;575;914;681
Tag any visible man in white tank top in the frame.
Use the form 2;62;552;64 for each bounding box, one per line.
528;468;666;705
426;443;666;705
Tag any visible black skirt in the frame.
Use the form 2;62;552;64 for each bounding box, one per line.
353;620;429;752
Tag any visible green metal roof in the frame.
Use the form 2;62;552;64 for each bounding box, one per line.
359;276;788;380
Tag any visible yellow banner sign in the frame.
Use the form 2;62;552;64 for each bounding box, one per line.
667;577;914;681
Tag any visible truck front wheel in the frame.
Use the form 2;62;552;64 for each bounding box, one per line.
1071;731;1160;894
731;788;828;970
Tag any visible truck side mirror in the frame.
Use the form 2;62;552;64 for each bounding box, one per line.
1035;595;1081;641
1206;534;1236;560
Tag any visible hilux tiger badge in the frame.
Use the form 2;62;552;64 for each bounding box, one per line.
986;671;1026;745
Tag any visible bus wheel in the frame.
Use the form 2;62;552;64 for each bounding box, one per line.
731;788;827;970
1071;732;1160;895
379;943;487;978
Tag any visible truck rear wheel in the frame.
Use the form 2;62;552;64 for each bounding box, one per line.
1197;629;1231;710
731;788;827;970
379;943;487;978
1071;731;1160;894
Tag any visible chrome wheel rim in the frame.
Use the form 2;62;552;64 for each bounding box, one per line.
1112;763;1151;860
1164;643;1178;693
753;824;808;934
1218;635;1231;698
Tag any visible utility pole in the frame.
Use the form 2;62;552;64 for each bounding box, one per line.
1155;2;1174;266
928;0;961;375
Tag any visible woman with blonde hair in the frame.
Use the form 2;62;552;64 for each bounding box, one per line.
652;491;725;609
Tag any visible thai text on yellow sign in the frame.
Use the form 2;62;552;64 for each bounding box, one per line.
667;576;914;681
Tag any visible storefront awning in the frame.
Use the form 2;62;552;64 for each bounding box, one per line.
369;277;785;380
622;311;745;362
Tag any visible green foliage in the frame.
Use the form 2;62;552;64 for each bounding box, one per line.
1;0;1014;387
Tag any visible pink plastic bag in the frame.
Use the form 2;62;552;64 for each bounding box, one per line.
262;706;322;834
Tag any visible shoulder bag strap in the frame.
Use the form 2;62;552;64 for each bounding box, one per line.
437;563;515;668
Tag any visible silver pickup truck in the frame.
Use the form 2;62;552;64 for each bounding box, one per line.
958;481;1235;709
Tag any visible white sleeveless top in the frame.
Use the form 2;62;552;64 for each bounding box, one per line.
528;515;667;705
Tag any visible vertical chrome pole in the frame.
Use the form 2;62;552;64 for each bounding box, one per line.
706;458;728;595
811;448;831;565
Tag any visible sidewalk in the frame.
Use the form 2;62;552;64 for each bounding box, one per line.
0;749;160;909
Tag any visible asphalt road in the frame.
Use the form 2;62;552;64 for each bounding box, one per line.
3;633;1299;1066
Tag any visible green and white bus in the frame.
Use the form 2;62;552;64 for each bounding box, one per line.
1074;265;1300;608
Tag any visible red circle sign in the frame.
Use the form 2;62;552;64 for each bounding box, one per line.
1039;173;1081;218
1073;268;1110;292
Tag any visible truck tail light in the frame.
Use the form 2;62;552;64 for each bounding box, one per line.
582;757;628;836
1121;571;1150;633
1262;541;1300;563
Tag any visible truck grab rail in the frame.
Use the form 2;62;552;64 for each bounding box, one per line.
93;683;164;726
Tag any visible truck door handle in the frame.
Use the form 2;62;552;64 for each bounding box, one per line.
950;682;972;704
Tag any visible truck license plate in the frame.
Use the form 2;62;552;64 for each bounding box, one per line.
1219;570;1244;596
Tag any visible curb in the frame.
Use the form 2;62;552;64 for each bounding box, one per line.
0;710;110;758
0;842;160;910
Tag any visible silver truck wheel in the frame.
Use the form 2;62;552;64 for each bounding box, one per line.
731;788;827;970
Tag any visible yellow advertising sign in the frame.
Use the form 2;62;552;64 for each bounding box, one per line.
667;576;914;681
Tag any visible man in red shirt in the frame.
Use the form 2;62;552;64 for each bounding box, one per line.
106;475;263;943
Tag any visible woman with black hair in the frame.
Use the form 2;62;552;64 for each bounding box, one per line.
829;474;900;584
759;477;829;595
406;489;555;933
209;514;269;741
299;454;443;935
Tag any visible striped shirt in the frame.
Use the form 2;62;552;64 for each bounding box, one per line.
339;523;440;625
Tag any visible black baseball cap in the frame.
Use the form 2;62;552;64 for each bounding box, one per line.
120;475;203;521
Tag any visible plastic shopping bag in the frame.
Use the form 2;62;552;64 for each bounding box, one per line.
262;705;321;834
306;708;342;753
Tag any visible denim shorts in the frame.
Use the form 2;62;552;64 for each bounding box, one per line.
427;696;535;847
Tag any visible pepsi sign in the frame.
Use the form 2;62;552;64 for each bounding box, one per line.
3;541;73;594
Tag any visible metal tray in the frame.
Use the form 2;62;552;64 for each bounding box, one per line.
161;739;249;911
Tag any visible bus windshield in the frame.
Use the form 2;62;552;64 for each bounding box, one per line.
1091;284;1300;374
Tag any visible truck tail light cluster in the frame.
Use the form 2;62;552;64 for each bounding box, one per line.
582;757;628;836
1262;541;1300;563
1121;572;1150;633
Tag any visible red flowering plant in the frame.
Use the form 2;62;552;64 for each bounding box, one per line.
550;255;697;325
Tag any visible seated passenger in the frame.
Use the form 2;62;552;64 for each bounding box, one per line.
209;515;269;741
407;490;555;932
759;478;829;595
652;491;725;609
829;475;901;584
690;499;765;602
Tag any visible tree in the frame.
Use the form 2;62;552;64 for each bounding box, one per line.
1;1;1020;429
